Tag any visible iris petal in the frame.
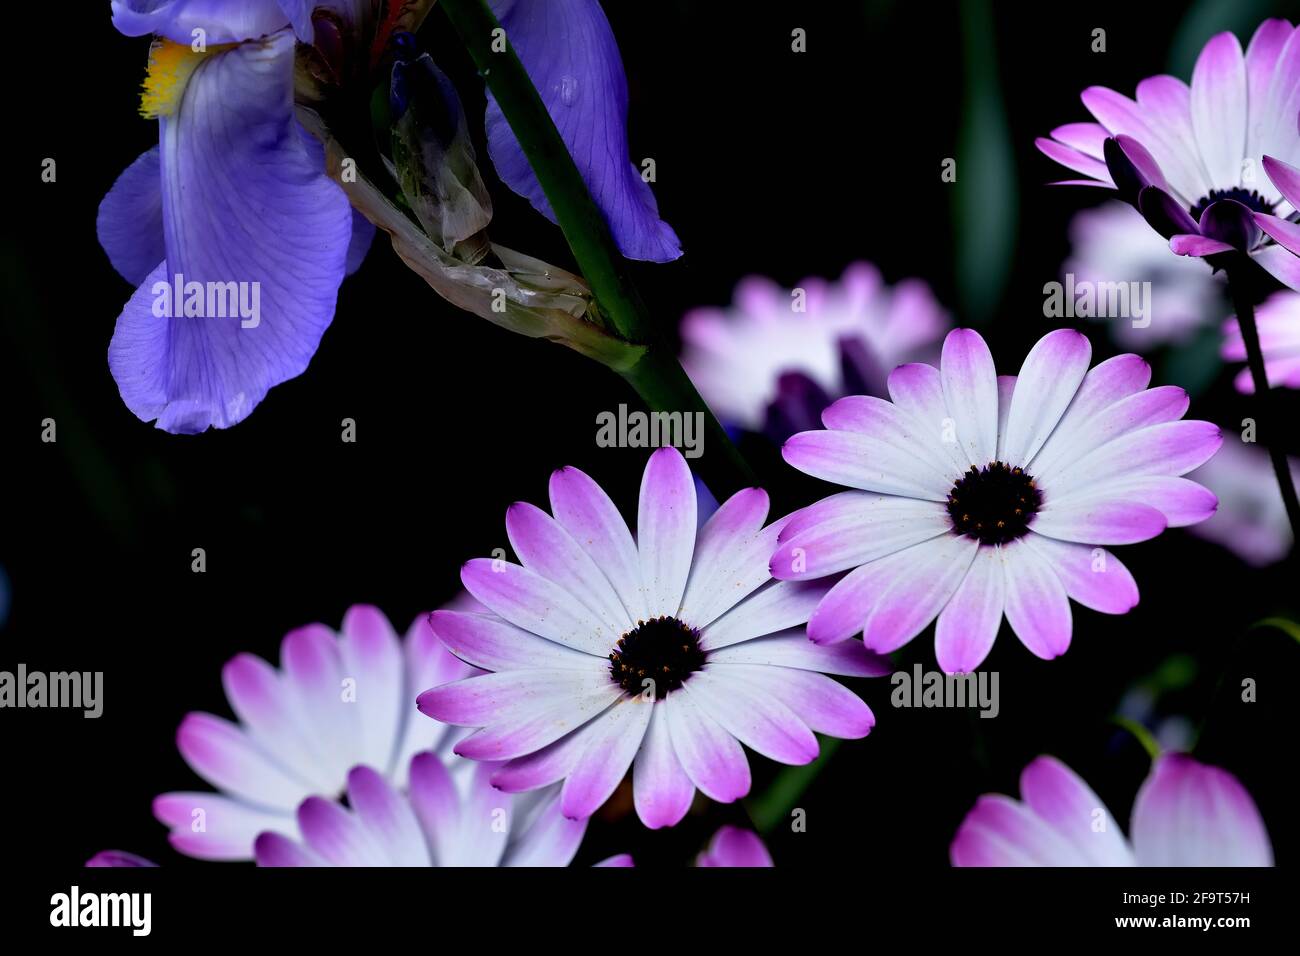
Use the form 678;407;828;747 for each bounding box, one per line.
109;31;352;432
485;0;682;262
111;0;291;44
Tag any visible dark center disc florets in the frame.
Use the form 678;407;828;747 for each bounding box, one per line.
1189;187;1276;222
946;461;1043;545
608;616;705;699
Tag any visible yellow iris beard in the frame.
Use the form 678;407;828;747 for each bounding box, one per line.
139;39;210;119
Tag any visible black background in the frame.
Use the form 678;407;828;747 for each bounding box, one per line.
2;0;1296;885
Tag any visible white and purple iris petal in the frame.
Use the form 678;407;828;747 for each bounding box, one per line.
776;327;1221;673
1037;19;1300;290
1222;289;1300;391
154;604;473;861
418;447;887;830
951;754;1273;866
253;752;589;867
100;4;368;432
680;262;951;438
485;0;681;262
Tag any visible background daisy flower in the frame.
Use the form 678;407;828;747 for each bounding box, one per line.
1187;437;1299;565
418;447;886;830
253;752;589;866
1222;289;1300;391
776;327;1221;673
1037;19;1300;288
680;262;949;439
696;825;774;867
1063;201;1226;349
951;754;1273;866
156;604;472;860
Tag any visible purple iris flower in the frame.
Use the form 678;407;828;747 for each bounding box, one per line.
98;1;373;433
485;0;682;262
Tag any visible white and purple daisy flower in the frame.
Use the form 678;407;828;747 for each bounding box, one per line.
254;752;588;867
418;447;886;830
156;604;471;860
951;754;1273;866
776;327;1221;673
1064;201;1226;349
1223;289;1300;391
1037;19;1300;288
680;262;949;438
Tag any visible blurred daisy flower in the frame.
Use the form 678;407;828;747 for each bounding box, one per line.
951;754;1272;866
155;604;471;860
1037;19;1300;288
418;447;887;830
1187;437;1298;565
681;263;949;439
254;754;589;866
1223;289;1300;390
696;826;773;867
1063;201;1225;349
777;328;1221;673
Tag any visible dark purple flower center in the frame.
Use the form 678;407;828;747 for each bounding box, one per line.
946;462;1042;545
1189;187;1275;222
608;616;705;699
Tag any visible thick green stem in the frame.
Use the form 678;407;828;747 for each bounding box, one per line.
439;0;754;494
1225;255;1300;543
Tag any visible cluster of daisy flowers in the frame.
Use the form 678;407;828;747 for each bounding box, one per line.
87;15;1299;871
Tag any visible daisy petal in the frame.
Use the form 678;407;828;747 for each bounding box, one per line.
1130;755;1273;866
1001;540;1072;660
934;545;1007;674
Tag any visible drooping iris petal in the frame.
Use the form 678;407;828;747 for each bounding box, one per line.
97;146;166;286
111;0;292;44
109;31;352;433
485;0;682;262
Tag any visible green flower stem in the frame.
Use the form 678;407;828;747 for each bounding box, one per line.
1225;255;1300;542
438;0;755;494
745;736;842;834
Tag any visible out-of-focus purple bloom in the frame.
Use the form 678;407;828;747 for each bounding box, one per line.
99;2;373;433
951;754;1272;866
1222;290;1300;391
1038;20;1300;289
418;448;888;830
778;328;1221;673
696;826;773;867
86;850;158;867
155;604;472;861
1064;201;1226;349
254;753;588;866
486;0;681;262
1187;437;1298;565
680;263;949;438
